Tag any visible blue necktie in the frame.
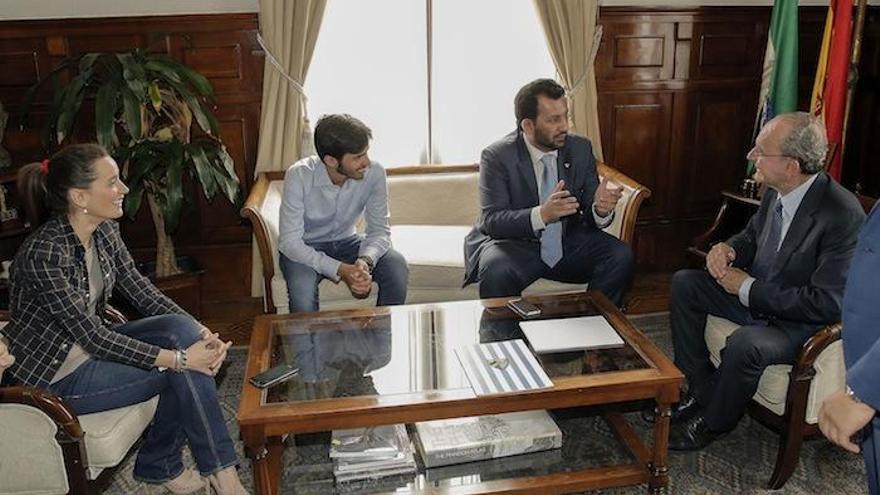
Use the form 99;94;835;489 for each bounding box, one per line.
540;154;563;267
751;200;783;280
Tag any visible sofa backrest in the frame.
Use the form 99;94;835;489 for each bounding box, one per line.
242;163;649;313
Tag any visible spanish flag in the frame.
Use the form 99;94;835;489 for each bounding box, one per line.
751;0;798;175
810;0;852;181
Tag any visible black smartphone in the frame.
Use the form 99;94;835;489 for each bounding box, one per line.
507;298;542;318
249;363;300;389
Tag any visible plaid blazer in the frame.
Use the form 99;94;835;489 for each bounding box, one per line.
5;215;189;388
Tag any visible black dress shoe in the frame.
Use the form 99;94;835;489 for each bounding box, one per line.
668;414;728;451
641;390;701;424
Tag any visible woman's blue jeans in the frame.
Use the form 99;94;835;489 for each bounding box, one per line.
48;314;238;483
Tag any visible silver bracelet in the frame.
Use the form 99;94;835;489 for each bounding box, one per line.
179;349;188;371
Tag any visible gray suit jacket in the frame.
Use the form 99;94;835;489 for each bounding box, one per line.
463;130;602;285
727;173;865;342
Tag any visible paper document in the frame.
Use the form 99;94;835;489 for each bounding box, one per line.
520;315;624;353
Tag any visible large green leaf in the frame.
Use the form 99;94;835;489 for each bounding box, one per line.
162;77;218;135
78;53;101;74
121;87;143;139
94;82;119;151
209;144;242;207
143;59;184;86
149;55;214;97
188;144;219;200
163;141;186;233
116;53;148;98
148;81;162;111
55;68;93;144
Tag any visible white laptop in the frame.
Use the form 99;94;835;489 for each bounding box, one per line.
519;315;625;354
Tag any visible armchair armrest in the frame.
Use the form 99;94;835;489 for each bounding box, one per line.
596;162;651;245
0;385;83;441
790;322;842;383
241;172;286;314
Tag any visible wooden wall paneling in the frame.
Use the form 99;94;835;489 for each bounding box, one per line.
687;13;766;81
596;14;676;84
678;88;756;218
598;91;672;222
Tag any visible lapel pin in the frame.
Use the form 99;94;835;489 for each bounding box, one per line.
564;162;571;169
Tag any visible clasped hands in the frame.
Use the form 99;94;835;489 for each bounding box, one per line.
186;325;232;376
539;177;622;224
0;339;15;381
338;259;372;299
706;242;748;294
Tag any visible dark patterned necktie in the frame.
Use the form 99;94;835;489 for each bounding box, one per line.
751;200;783;280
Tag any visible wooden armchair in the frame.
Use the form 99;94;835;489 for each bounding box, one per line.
693;192;875;489
0;309;159;495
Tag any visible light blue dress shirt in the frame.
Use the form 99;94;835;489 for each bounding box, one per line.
738;174;819;306
522;137;614;233
278;156;391;281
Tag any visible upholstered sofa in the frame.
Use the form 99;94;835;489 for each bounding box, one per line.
0;321;158;495
242;163;650;314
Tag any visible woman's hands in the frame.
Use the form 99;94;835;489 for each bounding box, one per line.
185;325;232;376
0;339;15;381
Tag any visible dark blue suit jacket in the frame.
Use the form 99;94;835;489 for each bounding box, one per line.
463;130;602;285
841;203;880;492
726;173;865;344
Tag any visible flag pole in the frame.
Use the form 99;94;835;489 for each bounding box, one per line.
841;0;868;170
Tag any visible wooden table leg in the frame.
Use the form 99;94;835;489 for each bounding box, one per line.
648;402;671;494
242;426;275;495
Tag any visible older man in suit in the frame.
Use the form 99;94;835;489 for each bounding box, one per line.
652;112;866;451
463;78;633;305
819;203;880;494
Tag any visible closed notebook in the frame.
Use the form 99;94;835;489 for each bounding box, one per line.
520;315;624;353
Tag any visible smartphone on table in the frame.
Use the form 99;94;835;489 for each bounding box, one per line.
249;363;299;389
507;298;542;318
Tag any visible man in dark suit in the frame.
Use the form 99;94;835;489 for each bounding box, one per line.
656;112;866;450
463;78;633;305
819;203;880;494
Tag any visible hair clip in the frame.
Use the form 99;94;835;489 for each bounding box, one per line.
40;159;50;176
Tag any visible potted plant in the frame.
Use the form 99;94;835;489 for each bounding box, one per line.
24;50;242;277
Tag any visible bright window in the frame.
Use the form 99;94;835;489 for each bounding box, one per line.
305;0;554;167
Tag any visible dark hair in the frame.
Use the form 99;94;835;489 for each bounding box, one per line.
18;143;105;228
514;78;566;130
313;114;372;163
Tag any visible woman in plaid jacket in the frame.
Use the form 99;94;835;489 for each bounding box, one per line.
4;144;248;495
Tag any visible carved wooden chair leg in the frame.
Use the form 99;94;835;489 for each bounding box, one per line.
767;416;805;489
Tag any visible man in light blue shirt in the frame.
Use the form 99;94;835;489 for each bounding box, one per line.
278;114;408;312
644;112;865;452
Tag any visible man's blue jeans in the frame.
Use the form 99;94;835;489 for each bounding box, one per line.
48;314;238;483
280;235;409;312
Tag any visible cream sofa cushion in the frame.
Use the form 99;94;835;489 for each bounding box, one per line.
0;403;69;495
80;396;159;478
704;315;845;423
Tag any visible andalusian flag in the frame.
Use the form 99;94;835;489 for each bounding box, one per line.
810;0;852;181
751;0;798;174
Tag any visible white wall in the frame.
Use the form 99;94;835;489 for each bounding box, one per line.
0;0;258;20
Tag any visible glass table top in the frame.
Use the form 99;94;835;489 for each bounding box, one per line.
263;294;651;405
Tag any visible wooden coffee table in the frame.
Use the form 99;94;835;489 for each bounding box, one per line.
238;291;682;494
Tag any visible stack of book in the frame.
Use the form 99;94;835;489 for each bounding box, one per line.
414;410;562;467
330;424;416;483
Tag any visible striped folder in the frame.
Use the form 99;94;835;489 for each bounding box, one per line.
455;339;553;396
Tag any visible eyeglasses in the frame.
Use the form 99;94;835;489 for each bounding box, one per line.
746;146;792;161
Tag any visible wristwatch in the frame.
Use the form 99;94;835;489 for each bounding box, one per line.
357;255;375;274
846;385;862;404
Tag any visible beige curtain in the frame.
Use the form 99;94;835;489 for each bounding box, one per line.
252;0;326;299
533;0;604;161
255;0;326;174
